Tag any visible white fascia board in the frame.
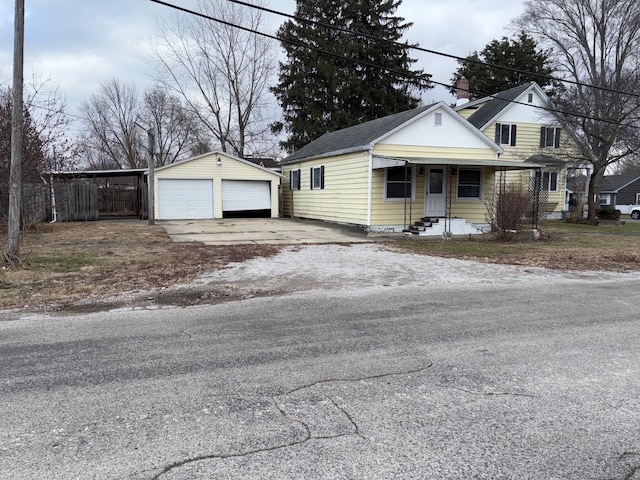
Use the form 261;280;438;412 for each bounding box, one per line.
372;102;504;154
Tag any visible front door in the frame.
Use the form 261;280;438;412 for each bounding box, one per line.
424;167;446;217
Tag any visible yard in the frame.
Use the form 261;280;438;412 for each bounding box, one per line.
1;219;639;312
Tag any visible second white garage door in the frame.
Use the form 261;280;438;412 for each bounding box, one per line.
222;180;271;215
158;179;214;220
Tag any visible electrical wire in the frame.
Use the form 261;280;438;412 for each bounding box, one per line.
226;0;640;99
148;0;640;129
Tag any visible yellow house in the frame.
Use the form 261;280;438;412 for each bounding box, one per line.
282;101;546;236
152;151;282;220
457;82;578;218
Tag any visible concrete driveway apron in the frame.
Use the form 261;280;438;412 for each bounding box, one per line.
160;218;375;245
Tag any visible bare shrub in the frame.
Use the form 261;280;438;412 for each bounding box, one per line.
486;183;531;241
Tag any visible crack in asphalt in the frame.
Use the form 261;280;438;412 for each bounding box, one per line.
325;395;366;439
619;452;640;480
149;364;432;479
280;364;434;397
444;385;539;398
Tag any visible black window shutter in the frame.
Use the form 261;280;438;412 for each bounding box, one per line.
320;166;325;189
540;127;546;148
495;124;501;144
290;170;294;189
297;170;301;190
310;167;313;189
554;128;561;148
510;125;517;146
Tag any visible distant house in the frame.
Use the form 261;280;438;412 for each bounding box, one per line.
597;174;640;214
281;82;584;235
244;156;282;174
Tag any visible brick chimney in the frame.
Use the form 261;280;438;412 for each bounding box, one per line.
455;78;470;106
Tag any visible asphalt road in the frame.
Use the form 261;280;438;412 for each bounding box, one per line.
2;279;640;479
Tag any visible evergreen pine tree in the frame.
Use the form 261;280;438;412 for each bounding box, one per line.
450;32;554;100
272;0;431;152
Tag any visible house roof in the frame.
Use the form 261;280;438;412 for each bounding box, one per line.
284;102;503;163
244;156;281;169
283;104;435;163
465;82;540;130
599;174;640;193
153;150;283;177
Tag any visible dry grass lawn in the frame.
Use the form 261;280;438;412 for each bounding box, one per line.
1;219;639;312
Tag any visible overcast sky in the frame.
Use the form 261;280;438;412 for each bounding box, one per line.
0;0;526;133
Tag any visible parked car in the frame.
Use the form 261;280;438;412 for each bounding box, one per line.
630;206;640;220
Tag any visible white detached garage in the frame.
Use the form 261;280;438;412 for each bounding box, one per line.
153;151;282;220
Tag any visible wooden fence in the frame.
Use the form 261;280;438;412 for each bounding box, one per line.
22;184;99;223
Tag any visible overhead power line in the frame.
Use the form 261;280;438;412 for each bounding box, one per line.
227;0;640;99
147;0;639;129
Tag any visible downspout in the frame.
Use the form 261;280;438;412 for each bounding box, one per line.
367;150;373;228
41;174;57;223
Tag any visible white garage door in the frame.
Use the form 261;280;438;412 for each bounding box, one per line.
158;179;214;220
222;180;271;212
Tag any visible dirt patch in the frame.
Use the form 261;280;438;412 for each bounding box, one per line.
0;221;281;312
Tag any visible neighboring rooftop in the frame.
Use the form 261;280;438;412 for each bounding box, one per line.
600;174;640;192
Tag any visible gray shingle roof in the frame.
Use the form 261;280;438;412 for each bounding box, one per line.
466;83;534;129
600;174;640;192
283;104;434;163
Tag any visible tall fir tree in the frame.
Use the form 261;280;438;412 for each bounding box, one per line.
272;0;431;153
450;32;554;100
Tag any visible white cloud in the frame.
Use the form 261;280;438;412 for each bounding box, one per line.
0;0;527;130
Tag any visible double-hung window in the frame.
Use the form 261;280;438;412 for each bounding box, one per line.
540;127;561;148
542;171;558;192
386;166;412;199
290;169;301;190
310;166;324;190
457;168;482;199
495;123;517;146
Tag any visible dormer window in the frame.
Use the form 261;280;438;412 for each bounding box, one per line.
434;112;443;126
528;93;534;103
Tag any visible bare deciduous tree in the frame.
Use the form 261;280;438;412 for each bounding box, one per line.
515;0;640;220
80;78;144;169
144;87;202;166
152;0;277;158
1;78;75;224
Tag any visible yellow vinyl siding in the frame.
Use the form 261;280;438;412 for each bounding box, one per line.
373;144;498;161
370;166;425;227
154;152;281;219
283;152;370;225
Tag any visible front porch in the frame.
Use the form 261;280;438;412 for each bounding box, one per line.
370;155;547;237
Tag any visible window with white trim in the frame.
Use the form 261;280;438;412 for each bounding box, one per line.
386;166;412;199
540;126;561;148
457;168;482;199
434;112;443;126
290;169;301;190
310;166;324;190
599;193;611;206
636;193;640;205
542;171;558;192
495;123;517;146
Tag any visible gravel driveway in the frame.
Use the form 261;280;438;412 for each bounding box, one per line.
200;243;640;295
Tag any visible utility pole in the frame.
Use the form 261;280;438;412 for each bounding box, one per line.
6;0;25;262
147;128;155;226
